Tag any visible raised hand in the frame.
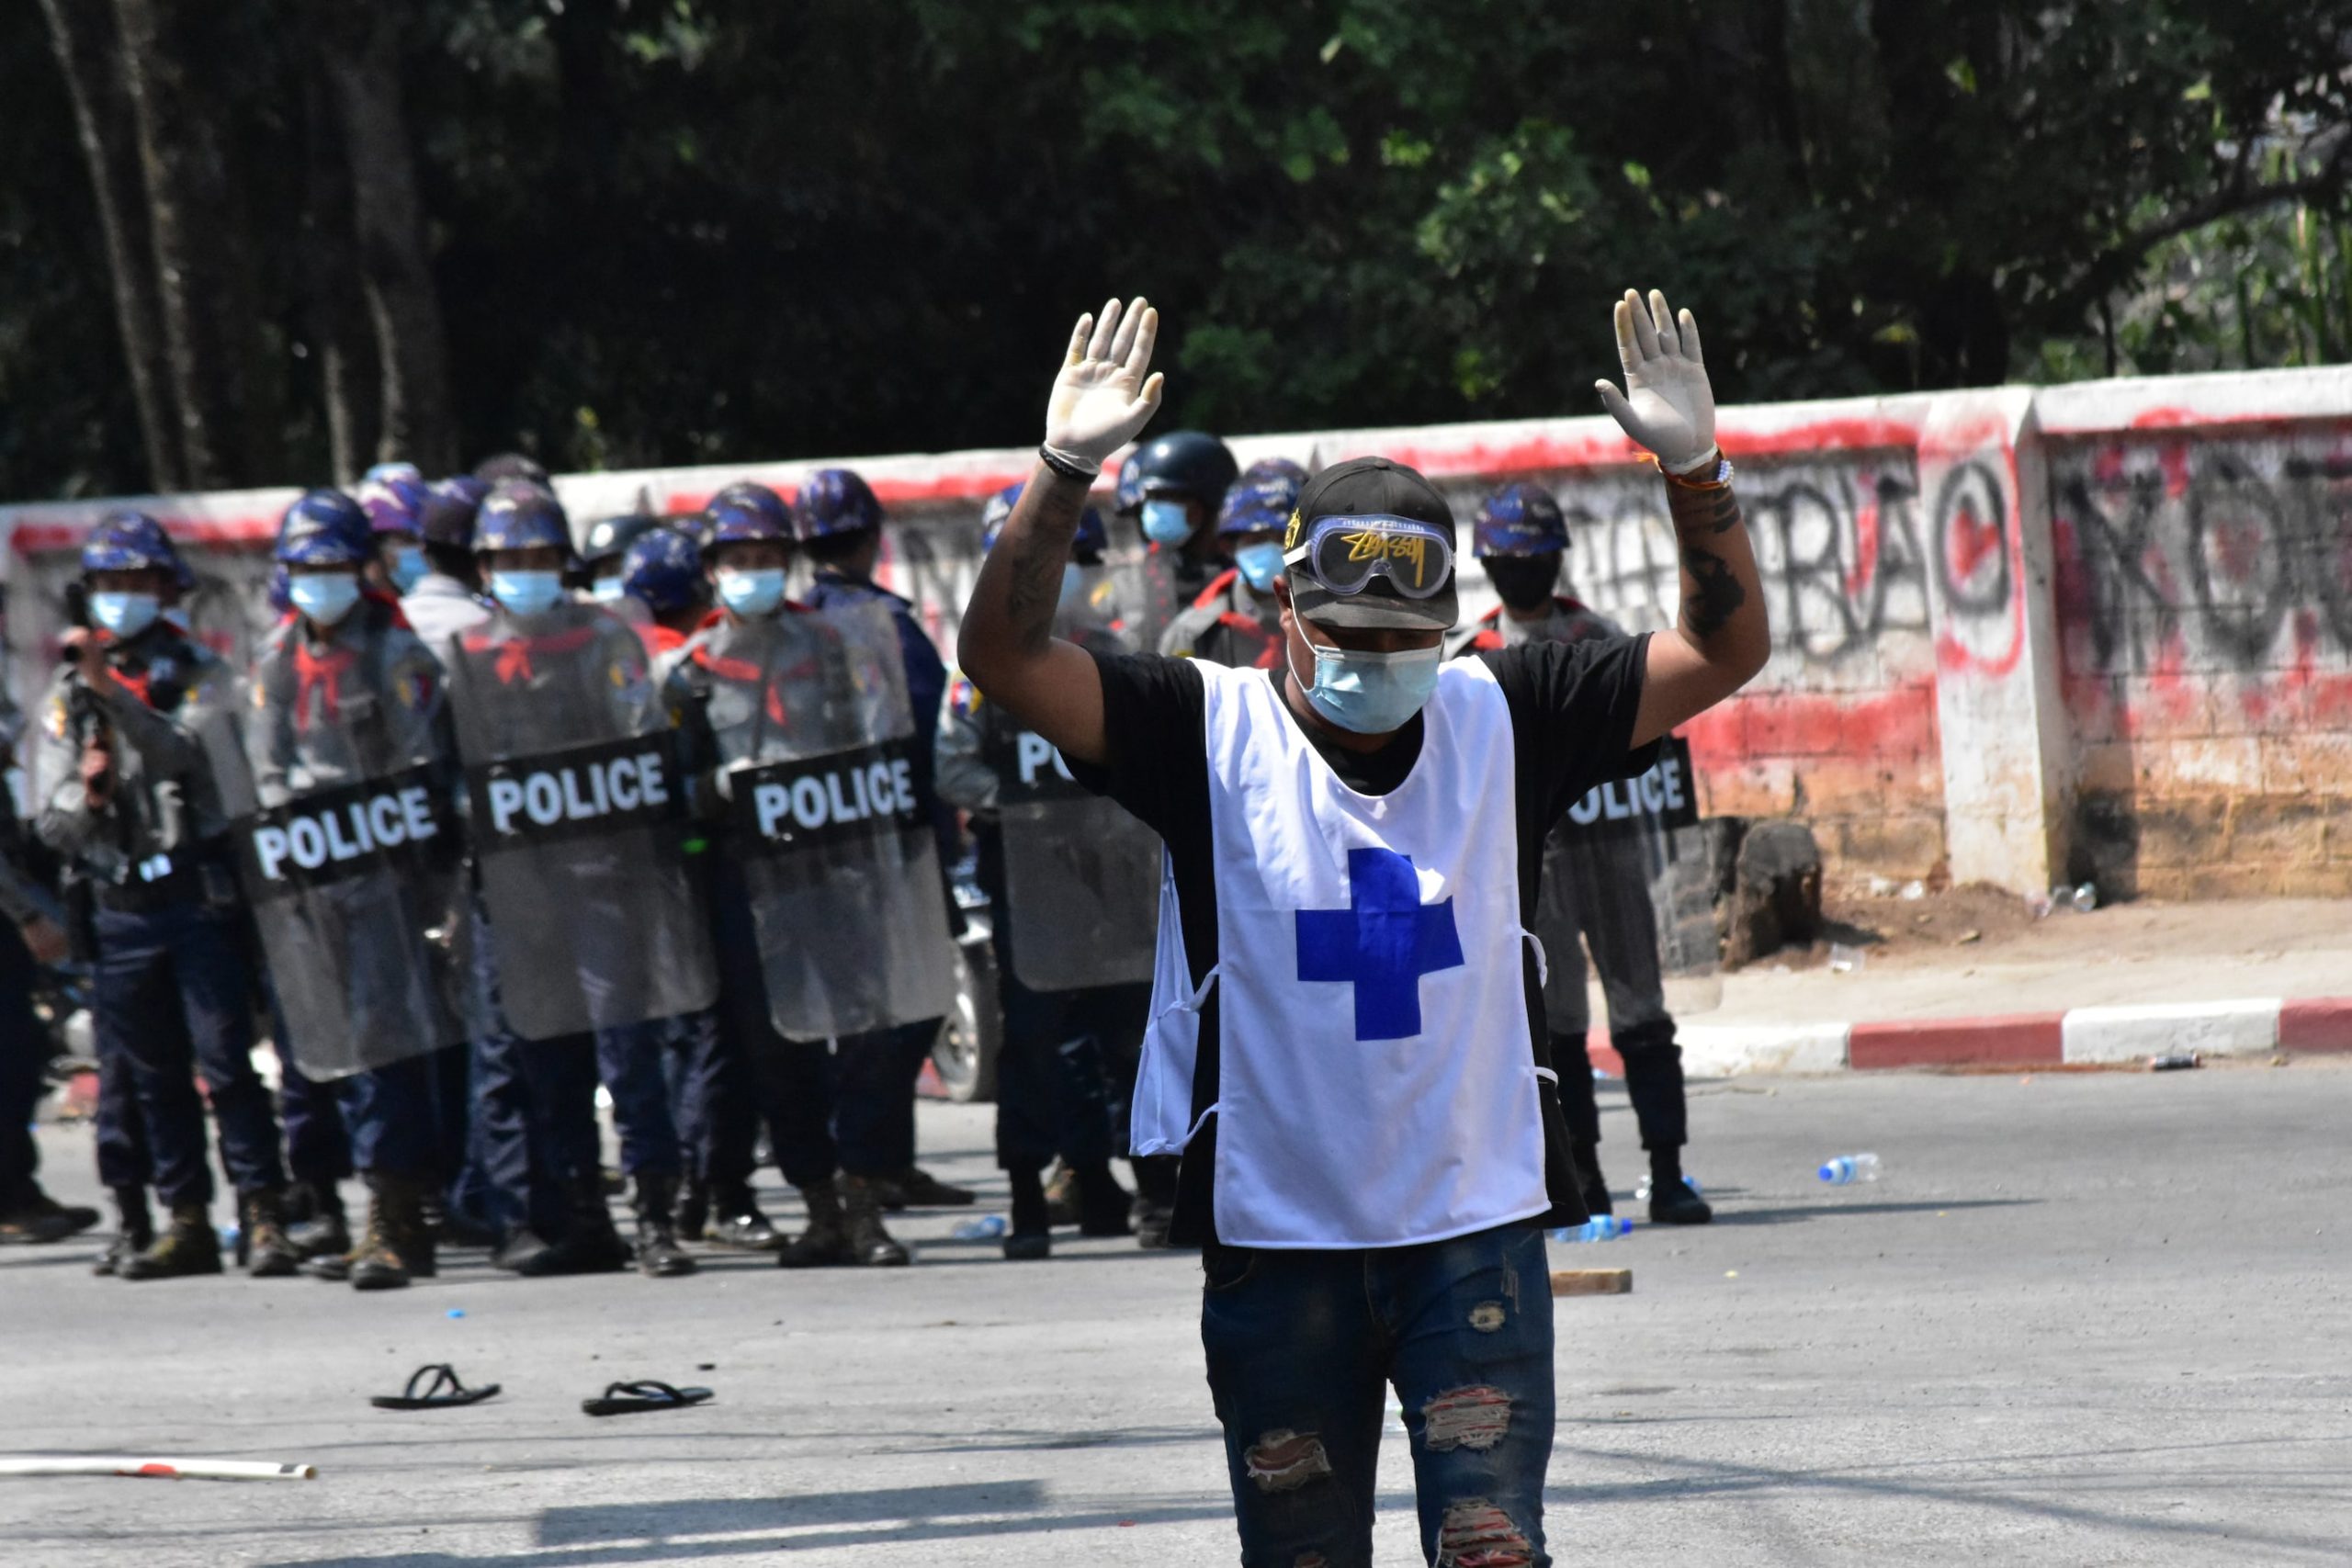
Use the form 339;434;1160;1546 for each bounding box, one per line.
1043;296;1165;470
1595;288;1717;472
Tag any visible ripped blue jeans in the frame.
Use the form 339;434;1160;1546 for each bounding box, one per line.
1200;1220;1555;1567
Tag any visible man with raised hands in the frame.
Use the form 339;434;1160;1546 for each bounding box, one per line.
957;291;1769;1567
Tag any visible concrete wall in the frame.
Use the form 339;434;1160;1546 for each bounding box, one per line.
7;365;2348;900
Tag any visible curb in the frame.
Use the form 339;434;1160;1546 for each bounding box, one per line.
1588;997;2352;1077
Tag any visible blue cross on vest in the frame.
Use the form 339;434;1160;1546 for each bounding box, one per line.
1295;847;1465;1042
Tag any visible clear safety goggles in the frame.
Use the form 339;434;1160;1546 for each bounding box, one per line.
1282;513;1455;600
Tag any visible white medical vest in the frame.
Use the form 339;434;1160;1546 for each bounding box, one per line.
1133;658;1550;1248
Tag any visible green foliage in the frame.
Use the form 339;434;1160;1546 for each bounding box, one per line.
3;0;2348;500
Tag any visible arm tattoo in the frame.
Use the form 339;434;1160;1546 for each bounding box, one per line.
1001;519;1064;654
1679;544;1747;640
1668;481;1744;536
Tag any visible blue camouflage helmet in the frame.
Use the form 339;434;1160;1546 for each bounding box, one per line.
266;562;292;615
1217;457;1307;536
979;482;1106;562
580;513;660;566
619;525;706;615
363;460;425;487
703;490;795;547
1114;431;1238;515
1472;482;1571;558
276;488;375;568
794;468;885;540
80;511;184;577
472;480;574;557
712;480;795;537
420;475;490;549
357;474;430;538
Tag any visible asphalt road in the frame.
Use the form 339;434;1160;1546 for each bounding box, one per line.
3;1060;2348;1566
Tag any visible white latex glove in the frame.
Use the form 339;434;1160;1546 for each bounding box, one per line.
1043;296;1165;471
1595;288;1717;473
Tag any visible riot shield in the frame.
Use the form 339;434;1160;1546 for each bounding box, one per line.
1540;734;1721;1032
994;724;1161;993
1105;543;1188;652
445;604;718;1040
709;601;956;1039
209;634;480;1079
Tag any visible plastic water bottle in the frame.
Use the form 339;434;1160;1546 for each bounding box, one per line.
1817;1153;1882;1186
951;1214;1008;1240
1634;1173;1701;1203
1548;1216;1634;1243
217;1223;241;1249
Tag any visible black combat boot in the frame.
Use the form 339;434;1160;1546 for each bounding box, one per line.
877;1166;975;1210
632;1173;696;1278
284;1180;350;1259
119;1201;223;1280
241;1187;302;1277
92;1188;153;1276
541;1177;631;1274
775;1179;852;1268
492;1224;561;1275
675;1173;709;1242
1072;1162;1134;1238
1002;1167;1050;1261
1572;1142;1614;1219
1645;1149;1712;1225
0;1182;102;1245
842;1174;910;1267
704;1182;780;1251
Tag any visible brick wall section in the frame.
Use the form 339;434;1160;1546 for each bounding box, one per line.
2049;422;2352;898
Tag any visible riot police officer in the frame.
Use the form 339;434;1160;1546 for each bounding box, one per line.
577;513;662;624
443;482;719;1274
1158;457;1306;669
663;490;956;1266
401;476;494;653
33;513;298;1279
1110;430;1238;650
0;734;97;1246
359;471;435;596
1449;482;1711;1224
796;468;969;1214
232;490;472;1288
937;485;1157;1258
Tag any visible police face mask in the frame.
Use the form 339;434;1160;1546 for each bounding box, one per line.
590;575;628;605
716;567;787;617
1234;541;1284;595
1141;499;1192;547
288;572;362;626
490;569;565;618
1289;635;1443;735
388;544;428;594
1059;563;1087;612
89;591;161;639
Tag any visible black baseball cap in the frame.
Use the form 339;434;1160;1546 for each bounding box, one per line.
1283;456;1460;631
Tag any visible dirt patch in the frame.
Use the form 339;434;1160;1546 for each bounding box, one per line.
1736;882;2038;972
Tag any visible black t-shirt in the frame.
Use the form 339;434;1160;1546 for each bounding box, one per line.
1073;636;1658;1246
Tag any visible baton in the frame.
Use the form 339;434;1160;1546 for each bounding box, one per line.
0;1455;318;1482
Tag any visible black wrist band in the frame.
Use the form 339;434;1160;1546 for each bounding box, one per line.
1037;445;1100;482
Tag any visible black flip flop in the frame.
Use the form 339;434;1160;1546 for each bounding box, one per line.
582;1379;715;1417
371;1363;501;1411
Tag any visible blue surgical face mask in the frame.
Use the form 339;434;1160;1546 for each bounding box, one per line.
716;567;786;618
389;544;428;594
1290;637;1443;735
490;569;565;618
1234;541;1284;595
89;592;160;639
590;575;628;604
1059;563;1088;614
288;572;362;626
1141;499;1192;547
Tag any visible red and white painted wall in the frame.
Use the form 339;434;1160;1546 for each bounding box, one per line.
6;364;2346;899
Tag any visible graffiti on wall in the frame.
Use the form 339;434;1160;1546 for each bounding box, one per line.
2052;435;2352;681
